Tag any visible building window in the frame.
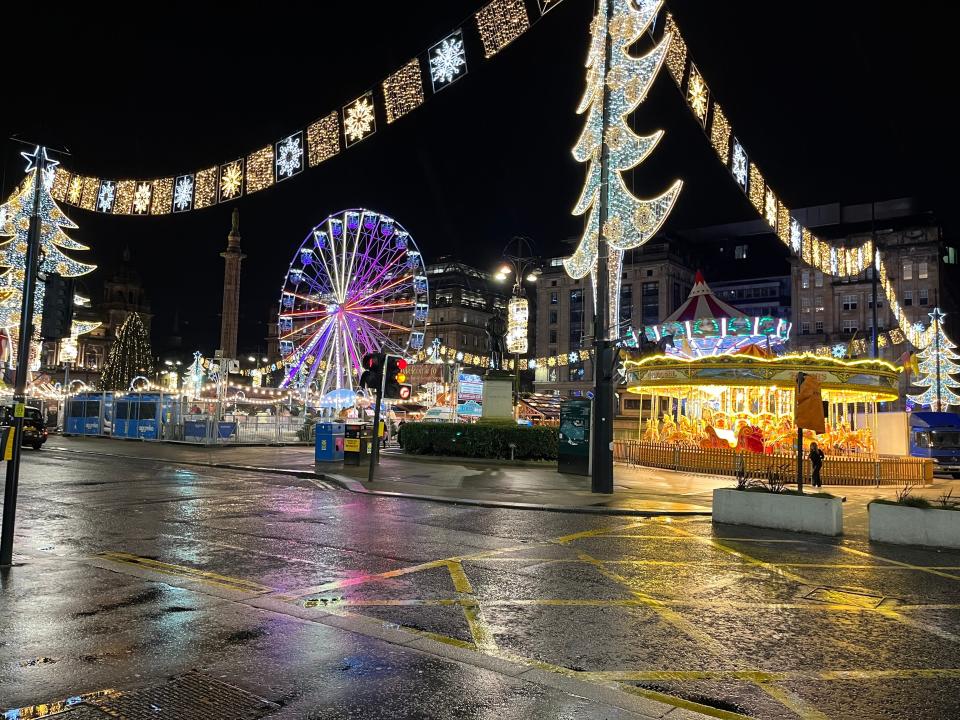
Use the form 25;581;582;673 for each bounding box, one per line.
569;289;584;348
641;282;659;325
841;319;858;334
549;329;557;344
801;296;811;313
801;271;810;289
673;282;682;310
902;260;912;280
548;367;559;382
814;295;824;312
646;269;653;277
919;261;928;279
550;291;559;304
620;284;632;324
919;288;929;306
815;272;823;288
868;299;883;309
568;364;585;381
623;399;642;410
842;294;858;311
815;320;824;333
550;279;558;286
549;310;557;324
800;322;810;335
903;290;913;306
734;244;748;260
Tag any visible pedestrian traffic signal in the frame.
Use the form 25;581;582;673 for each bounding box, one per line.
384;354;412;400
359;352;385;391
40;273;75;341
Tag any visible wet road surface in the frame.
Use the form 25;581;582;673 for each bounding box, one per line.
2;448;959;719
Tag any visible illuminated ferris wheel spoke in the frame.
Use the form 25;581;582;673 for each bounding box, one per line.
279;209;428;392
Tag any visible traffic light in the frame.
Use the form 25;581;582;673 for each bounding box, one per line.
40;273;75;341
384;354;412;400
359;352;385;391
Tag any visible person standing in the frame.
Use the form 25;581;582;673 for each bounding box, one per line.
809;441;825;488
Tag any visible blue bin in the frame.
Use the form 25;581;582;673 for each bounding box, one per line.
315;422;345;463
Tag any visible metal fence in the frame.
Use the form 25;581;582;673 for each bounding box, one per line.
613;440;933;486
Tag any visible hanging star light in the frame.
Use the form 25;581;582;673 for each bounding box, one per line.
563;0;682;330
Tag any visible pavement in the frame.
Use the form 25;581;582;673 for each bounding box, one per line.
2;444;960;718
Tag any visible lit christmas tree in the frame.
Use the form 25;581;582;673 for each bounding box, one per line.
908;308;960;412
100;312;153;390
563;0;682;330
0;148;97;368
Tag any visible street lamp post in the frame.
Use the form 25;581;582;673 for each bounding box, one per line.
495;237;540;416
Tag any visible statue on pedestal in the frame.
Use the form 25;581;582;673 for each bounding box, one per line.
485;308;507;371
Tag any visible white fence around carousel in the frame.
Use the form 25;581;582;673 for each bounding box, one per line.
614;440;933;486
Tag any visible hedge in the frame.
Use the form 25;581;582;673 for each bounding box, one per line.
399;422;558;460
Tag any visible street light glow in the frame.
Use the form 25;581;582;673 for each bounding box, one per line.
494;273;507;281
247;356;256;362
498;264;512;274
526;273;538;282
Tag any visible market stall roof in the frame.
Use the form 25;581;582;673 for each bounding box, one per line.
662;270;746;324
521;393;561;419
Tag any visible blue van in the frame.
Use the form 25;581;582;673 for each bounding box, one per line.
910;412;960;477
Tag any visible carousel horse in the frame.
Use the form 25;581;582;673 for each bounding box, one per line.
701;424;732;449
736;424;766;454
642;417;660;443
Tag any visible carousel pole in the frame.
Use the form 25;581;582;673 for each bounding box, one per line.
796;372;805;494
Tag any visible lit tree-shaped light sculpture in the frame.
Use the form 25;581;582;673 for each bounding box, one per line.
100;312;153;390
908;308;960;412
0;152;97;368
563;0;682;332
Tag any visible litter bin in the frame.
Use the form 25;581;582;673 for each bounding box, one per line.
315;421;345;463
343;422;372;466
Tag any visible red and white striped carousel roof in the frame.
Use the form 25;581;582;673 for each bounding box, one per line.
662;271;747;323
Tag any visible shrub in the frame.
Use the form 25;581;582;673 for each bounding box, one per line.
400;422;558;460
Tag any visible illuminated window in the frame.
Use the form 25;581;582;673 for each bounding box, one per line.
919;261;928;279
801;296;811;313
815;272;823;288
902;260;912;280
550;291;559;305
815;320;824;333
734;244;748;260
801;271;810;289
814;295;824;312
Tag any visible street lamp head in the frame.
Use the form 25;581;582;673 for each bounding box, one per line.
164;360;173;366
494;272;507;282
247;356;256;362
262;357;269;362
526;273;539;283
498;264;512;275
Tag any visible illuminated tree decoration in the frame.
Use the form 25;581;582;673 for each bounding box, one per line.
173;174;195;212
908;308;960;411
506;296;529;354
343;92;376;147
97;180;116;213
275;131;304;181
307;112;341;167
278;209;429;395
100;312;153;391
383;58;424;124
563;0;683;331
0;150;97;367
429;30;467;92
476;0;530;59
219;158;244;202
245;145;275;194
686;63;709;127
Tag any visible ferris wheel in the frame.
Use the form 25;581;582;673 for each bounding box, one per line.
278;209;428;394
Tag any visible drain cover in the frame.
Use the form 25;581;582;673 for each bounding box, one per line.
805;586;884;609
91;670;278;719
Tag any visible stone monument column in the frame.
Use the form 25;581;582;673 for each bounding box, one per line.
219;209;245;359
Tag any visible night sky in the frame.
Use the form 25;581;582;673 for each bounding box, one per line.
4;1;952;355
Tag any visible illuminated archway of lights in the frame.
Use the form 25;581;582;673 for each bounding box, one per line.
278;208;428;394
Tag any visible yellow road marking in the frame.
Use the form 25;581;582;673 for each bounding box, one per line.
553;521;644;544
755;681;831;720
875;606;960;643
837;545;960;582
446;561;474;594
579;668;960;682
618;685;753;720
575;550;729;656
98;552;271;593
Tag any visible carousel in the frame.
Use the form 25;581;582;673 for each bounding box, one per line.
624;272;901;456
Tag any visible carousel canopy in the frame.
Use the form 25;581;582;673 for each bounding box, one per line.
662;271;746;324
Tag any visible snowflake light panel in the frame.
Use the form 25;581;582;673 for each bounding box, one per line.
219;159;244;202
343;92;376;147
174;174;195;212
429;30;467;92
275;132;304;181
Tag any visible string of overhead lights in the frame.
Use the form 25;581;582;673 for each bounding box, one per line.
660;11;933;350
47;0;560;218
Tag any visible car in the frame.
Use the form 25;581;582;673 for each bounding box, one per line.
0;405;49;450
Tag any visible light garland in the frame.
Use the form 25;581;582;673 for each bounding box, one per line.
245;145;274;194
564;0;682;336
80;176;100;211
132;182;152;214
429;30;468;91
194;166;217;209
661;11;932;350
220;159;243;201
51;166;71;202
114;179;136;214
307;112;341;167
476;0;529;58
343;92;376;146
275;132;304;181
383;59;424;124
150;177;173;215
174;174;194;212
686;63;708;127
